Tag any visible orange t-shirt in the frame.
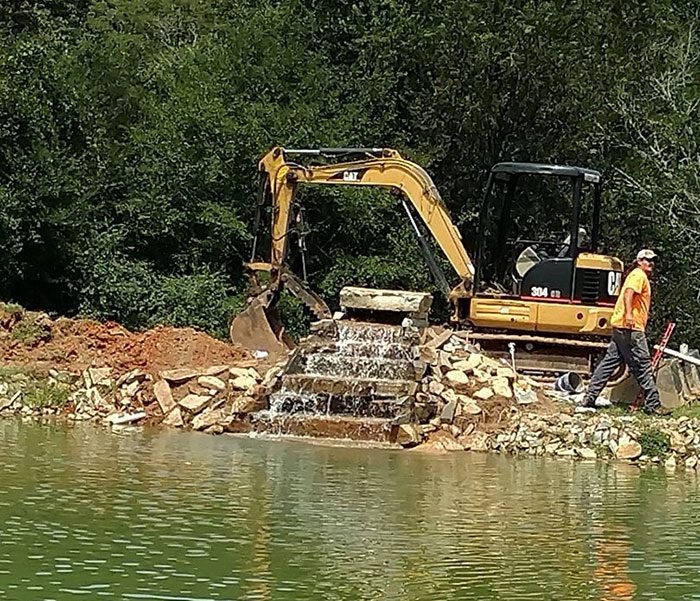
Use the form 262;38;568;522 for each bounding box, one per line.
610;267;651;331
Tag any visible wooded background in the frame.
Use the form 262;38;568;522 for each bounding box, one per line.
0;1;697;341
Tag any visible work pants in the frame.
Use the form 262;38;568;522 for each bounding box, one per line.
583;328;660;409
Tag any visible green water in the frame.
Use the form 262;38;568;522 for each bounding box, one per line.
1;420;700;600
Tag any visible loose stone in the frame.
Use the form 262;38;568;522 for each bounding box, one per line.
197;376;226;391
473;387;494;401
179;394;211;414
153;380;176;414
231;374;258;391
445;370;469;386
162;406;184;428
616;441;642;460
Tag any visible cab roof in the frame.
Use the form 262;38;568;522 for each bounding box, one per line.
491;162;601;181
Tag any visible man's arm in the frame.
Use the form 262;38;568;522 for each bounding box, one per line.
623;288;636;328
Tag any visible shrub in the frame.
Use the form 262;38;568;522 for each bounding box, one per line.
23;380;70;408
149;270;238;339
639;427;671;458
9;314;51;345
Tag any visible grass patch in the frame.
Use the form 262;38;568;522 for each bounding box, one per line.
23;380;70;408
671;404;700;420
638;427;671;458
599;404;631;417
9;316;51;345
0;366;31;379
0;302;23;314
592;442;613;458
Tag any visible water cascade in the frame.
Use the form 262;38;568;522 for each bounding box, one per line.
266;319;425;420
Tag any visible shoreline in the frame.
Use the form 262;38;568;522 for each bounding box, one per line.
2;365;697;470
1;306;697;470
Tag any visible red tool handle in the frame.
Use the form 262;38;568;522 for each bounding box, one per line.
651;321;676;372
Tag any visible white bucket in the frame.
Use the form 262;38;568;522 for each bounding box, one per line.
554;372;584;394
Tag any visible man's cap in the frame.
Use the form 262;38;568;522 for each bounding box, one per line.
637;249;658;261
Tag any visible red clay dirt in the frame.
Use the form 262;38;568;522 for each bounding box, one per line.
1;311;250;374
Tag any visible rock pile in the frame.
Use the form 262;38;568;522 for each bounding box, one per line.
151;363;273;434
5;300;700;469
0;359;284;434
484;411;700;468
409;327;540;433
403;404;700;469
0;302;286;434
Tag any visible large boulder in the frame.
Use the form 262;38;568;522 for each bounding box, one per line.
440;399;458;424
683;350;700;396
393;424;422;447
192;408;225;431
179;394;211;414
162;406;184;427
412;430;463;453
153;380;176;414
339;286;433;320
656;362;686;409
197;376;226;392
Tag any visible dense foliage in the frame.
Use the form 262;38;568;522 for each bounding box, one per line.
0;0;697;341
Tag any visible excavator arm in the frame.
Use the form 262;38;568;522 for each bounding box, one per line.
258;146;474;292
231;147;475;352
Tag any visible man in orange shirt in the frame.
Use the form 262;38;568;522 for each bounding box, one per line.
581;249;665;414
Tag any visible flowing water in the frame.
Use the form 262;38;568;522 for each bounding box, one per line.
2;419;700;600
268;321;417;419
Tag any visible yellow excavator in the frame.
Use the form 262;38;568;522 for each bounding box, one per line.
231;146;624;376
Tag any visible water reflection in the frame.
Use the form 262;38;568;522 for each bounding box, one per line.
593;523;635;601
0;420;700;600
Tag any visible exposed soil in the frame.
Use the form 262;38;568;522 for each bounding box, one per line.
0;309;250;374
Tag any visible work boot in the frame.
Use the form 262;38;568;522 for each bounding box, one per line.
643;404;671;416
578;395;608;410
594;396;612;408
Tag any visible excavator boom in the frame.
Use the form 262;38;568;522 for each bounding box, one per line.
231;146;475;352
260;147;474;292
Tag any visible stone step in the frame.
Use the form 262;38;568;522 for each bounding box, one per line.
335;321;411;345
339;286;432;321
227;413;395;443
300;353;422;380
330;341;414;360
278;374;417;399
268;388;409;419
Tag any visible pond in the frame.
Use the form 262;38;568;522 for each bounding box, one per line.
1;420;699;600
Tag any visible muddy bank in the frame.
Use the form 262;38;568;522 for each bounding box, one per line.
0;304;274;432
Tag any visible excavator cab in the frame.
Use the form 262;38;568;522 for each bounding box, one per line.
475;163;614;304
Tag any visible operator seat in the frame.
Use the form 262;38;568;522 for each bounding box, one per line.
515;227;588;277
515;245;542;278
512;227;588;296
556;228;587;258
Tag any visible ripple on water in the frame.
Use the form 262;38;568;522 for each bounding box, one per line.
1;420;700;599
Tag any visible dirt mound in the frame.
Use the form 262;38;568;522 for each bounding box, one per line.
1;310;249;373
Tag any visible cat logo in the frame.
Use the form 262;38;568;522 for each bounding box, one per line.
329;168;368;182
607;271;622;296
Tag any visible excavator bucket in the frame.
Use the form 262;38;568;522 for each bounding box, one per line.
230;266;333;357
230;293;289;356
